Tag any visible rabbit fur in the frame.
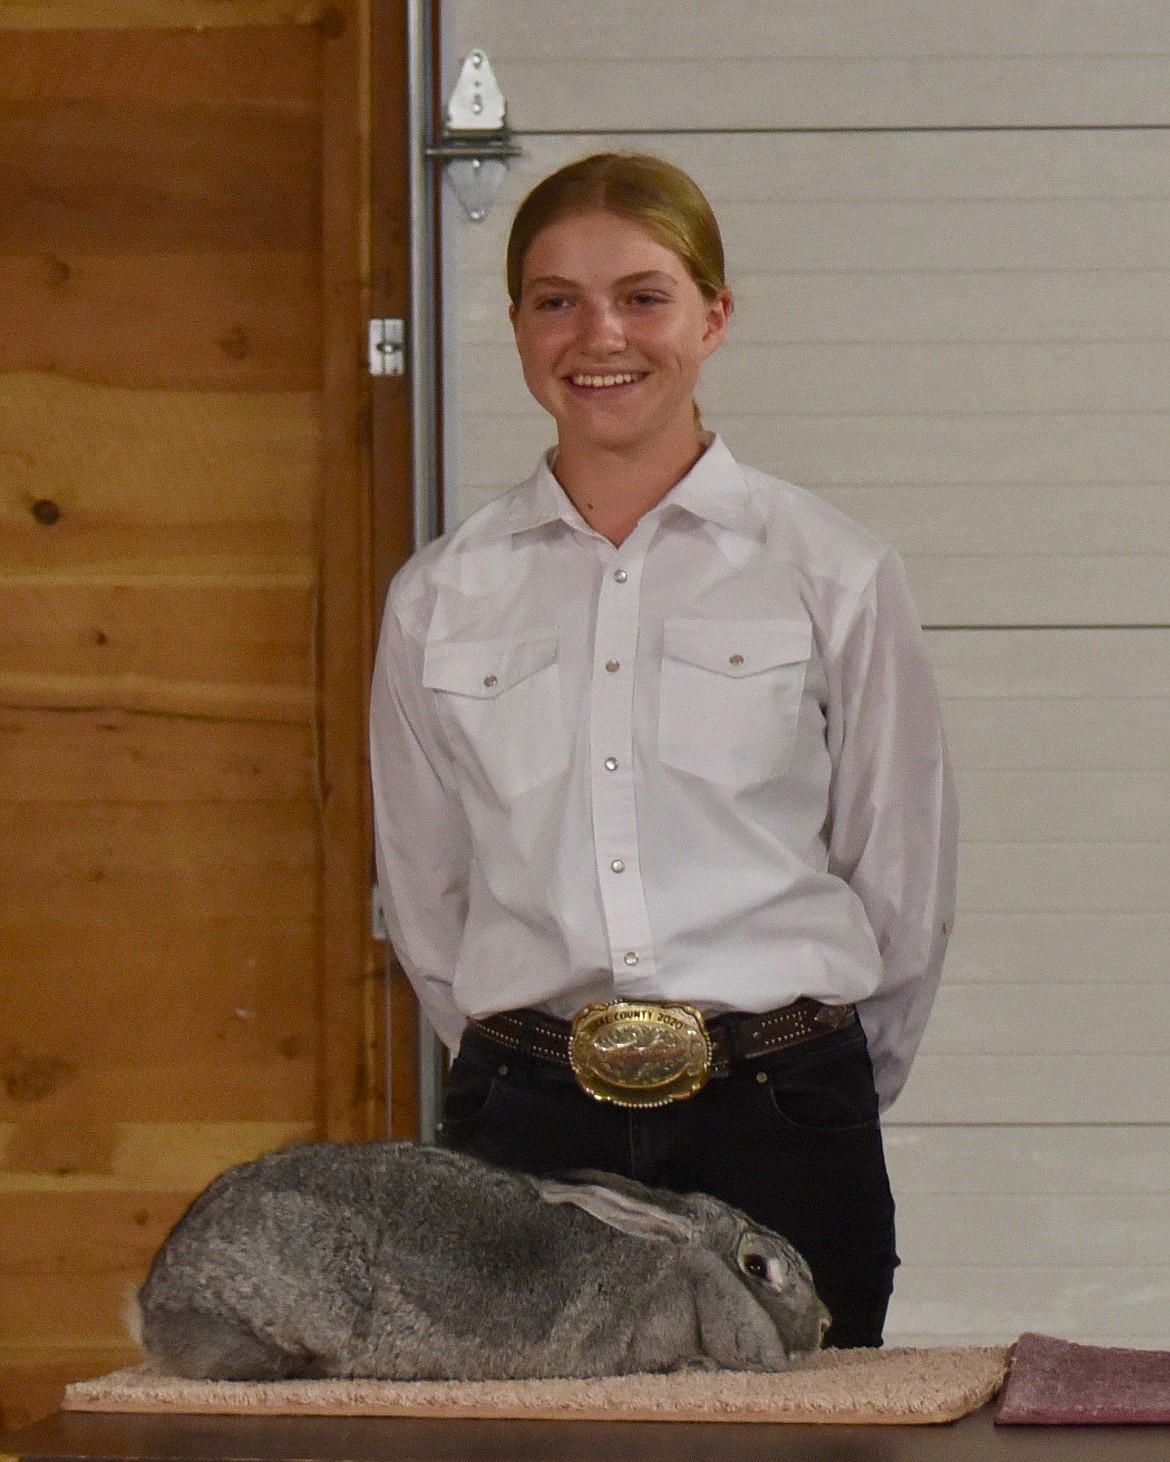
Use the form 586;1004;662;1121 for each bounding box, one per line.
135;1140;829;1381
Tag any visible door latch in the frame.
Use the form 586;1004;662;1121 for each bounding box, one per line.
368;318;405;377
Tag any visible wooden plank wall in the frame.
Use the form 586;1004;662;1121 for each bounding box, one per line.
0;1;400;1428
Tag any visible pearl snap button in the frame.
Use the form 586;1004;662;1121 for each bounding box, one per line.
623;951;638;966
483;673;498;686
605;659;620;673
614;569;628;583
729;654;744;666
605;757;618;771
611;859;625;873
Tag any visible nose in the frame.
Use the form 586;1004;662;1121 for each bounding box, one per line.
579;300;626;352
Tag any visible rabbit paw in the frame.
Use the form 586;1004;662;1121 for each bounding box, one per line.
669;1354;722;1372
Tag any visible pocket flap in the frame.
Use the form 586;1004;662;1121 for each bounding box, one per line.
662;618;812;678
423;632;558;698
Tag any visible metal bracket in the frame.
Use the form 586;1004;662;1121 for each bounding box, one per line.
368;318;405;377
429;50;521;221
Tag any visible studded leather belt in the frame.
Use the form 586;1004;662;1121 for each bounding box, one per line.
466;997;857;1108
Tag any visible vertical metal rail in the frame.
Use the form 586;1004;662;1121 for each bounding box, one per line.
404;0;446;1141
407;0;439;554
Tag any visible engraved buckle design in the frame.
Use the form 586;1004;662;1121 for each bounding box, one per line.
569;1002;712;1108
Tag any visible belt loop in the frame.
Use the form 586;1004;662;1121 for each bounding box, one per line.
723;1011;745;1067
517;1011;536;1071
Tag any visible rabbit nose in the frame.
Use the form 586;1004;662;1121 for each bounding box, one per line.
818;1305;833;1341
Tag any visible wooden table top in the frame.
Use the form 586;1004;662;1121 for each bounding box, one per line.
3;1405;1169;1461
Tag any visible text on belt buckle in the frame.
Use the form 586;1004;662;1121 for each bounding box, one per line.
569;1002;711;1108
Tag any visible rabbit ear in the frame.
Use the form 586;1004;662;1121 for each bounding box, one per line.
537;1179;694;1243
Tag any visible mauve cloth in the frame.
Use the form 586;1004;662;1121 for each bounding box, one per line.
996;1332;1170;1425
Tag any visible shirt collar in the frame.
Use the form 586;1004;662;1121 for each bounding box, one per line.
481;435;764;543
480;450;576;540
662;435;764;541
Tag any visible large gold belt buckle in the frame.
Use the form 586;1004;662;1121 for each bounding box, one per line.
569;1001;712;1108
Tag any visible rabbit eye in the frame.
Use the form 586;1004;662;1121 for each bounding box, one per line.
743;1253;768;1281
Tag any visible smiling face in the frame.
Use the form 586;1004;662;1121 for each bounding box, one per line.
510;210;731;464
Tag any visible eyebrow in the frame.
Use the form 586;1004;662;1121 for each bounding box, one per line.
524;270;677;290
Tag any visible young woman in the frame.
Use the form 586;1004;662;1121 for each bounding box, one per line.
370;153;957;1348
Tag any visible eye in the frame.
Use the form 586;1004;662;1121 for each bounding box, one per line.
743;1253;769;1281
534;294;571;311
630;291;669;307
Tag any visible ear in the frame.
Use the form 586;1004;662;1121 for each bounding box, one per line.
700;288;732;357
537;1179;695;1243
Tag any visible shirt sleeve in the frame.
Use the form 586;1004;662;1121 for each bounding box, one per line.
826;548;959;1110
369;589;471;1051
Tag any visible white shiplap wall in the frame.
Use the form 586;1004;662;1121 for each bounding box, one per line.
438;2;1170;1346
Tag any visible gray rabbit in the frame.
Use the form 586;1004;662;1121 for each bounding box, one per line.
134;1141;829;1381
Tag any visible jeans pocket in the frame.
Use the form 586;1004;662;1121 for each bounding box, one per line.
440;1052;504;1129
752;1027;881;1137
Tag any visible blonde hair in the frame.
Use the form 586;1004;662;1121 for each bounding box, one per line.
506;153;727;307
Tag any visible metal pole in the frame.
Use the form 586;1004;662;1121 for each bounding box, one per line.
404;0;446;1142
407;0;439;552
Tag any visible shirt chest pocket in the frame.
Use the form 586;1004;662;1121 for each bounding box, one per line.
659;618;813;787
423;632;568;800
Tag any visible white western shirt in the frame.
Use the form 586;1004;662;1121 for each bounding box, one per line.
370;436;957;1109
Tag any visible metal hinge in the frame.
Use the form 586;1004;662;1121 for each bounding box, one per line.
368;318;405;377
429;49;521;221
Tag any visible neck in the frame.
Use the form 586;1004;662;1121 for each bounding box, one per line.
553;430;708;547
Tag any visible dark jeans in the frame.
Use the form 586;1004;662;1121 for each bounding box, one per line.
438;1018;899;1349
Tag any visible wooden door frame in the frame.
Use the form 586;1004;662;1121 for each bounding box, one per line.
368;0;442;1139
319;0;414;1140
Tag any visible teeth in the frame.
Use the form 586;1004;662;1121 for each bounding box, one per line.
571;372;641;388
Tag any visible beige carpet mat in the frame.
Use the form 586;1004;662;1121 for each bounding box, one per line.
63;1347;1009;1425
